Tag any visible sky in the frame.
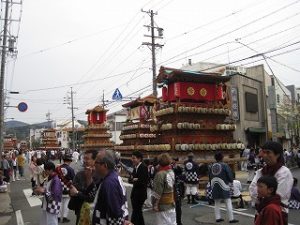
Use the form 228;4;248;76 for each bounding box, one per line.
2;0;300;124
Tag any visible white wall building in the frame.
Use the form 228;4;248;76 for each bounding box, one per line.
107;109;127;144
29;128;44;149
55;120;86;149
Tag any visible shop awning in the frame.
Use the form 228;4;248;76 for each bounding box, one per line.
246;127;266;133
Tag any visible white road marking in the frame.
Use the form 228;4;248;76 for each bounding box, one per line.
23;188;42;207
16;210;24;225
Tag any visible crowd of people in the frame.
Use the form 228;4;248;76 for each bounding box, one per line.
0;141;300;225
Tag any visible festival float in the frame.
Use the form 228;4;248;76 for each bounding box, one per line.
4;134;17;152
114;95;158;159
153;66;244;169
81;105;113;150
41;128;60;150
115;66;243;170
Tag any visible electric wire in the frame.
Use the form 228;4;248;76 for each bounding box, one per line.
73;17;145;96
163;23;300;71
238;12;300;41
20;38;300;121
14;23;127;60
154;0;175;11
60;42;300;121
159;0;300;66
49;5;148;121
21;68;148;93
52;67;150;121
73;16;144;88
163;0;270;42
56;82;152;125
12;0;300;124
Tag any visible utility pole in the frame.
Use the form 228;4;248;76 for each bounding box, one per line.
64;87;77;150
46;111;52;127
0;0;10;157
102;90;106;107
0;0;22;157
142;9;164;97
70;87;75;151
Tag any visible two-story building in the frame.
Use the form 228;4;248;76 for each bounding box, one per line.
107;109;127;144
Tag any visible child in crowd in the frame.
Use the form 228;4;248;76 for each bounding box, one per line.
288;177;300;210
231;173;245;208
35;158;46;187
11;152;18;181
255;176;284;225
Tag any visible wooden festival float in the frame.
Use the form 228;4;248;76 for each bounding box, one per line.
115;67;244;170
152;67;244;169
4;135;17;152
114;95;159;159
81;105;114;150
41;128;60;151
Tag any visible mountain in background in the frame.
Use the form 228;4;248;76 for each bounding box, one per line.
4;120;87;140
5;120;29;128
5;120;53;140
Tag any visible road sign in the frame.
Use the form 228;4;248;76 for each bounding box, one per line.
17;102;28;112
112;88;123;101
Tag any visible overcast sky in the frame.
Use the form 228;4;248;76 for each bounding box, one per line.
3;0;300;124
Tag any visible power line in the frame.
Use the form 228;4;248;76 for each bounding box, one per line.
20;68;148;93
75;23;144;95
164;23;300;70
74;43;300;116
159;0;300;66
73;16;145;93
13;23;127;60
164;0;270;42
56;83;152;124
155;0;175;11
51;68;151;122
239;12;300;41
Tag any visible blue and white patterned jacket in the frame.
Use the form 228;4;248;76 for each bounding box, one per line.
92;170;128;225
42;173;62;215
209;162;233;199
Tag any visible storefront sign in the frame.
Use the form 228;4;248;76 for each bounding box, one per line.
231;87;239;121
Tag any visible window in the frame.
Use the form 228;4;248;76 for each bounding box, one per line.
277;94;280;104
271;77;275;86
116;122;123;131
245;92;258;113
109;122;123;131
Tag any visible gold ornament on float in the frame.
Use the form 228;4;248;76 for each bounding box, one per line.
200;88;207;97
187;87;195;96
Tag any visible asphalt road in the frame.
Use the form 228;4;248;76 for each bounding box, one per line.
6;161;300;225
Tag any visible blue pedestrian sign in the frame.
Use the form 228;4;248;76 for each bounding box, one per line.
112;88;123;101
17;102;28;112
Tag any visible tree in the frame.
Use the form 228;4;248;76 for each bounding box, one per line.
277;103;300;146
31;138;41;149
